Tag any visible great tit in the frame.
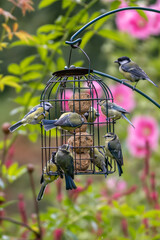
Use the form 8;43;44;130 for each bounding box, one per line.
55;144;77;190
84;107;100;123
42;112;84;132
114;56;158;88
104;132;123;177
90;147;107;177
37;153;59;201
99;100;134;128
9;102;53;132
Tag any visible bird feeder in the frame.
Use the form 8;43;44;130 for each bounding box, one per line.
40;67;116;176
40;6;160;179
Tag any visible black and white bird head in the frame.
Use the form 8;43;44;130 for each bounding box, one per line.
41;102;53;111
114;56;131;66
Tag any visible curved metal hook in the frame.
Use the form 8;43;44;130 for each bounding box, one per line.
65;6;160;47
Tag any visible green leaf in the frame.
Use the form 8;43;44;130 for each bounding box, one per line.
22;72;41;81
0;200;17;209
98;29;126;43
62;0;72;9
38;24;63;33
38;47;48;61
20;55;36;69
8;63;21;75
39;0;58;9
22;64;44;73
80;31;94;49
110;0;121;10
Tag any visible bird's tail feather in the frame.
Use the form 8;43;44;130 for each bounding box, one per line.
122;113;135;128
102;165;107;178
42;119;57;131
147;78;158;87
65;174;77;190
117;163;123;177
9;121;23;132
37;183;47;201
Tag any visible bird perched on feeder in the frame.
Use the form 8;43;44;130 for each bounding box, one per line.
99;100;134;128
104;132;123;177
114;56;158;88
42;112;84;132
9;102;53;132
84;107;100;123
55;144;77;190
37;153;59;201
90;148;107;177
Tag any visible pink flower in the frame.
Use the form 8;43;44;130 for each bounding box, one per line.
53;228;64;240
110;84;136;112
148;1;160;35
115;2;159;39
127;116;159;158
106;177;127;192
84;81;103;99
61;90;73;111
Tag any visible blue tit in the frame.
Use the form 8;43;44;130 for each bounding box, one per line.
9;102;53;132
104;132;123;176
42;112;84;132
84;107;100;123
90;148;107;177
99;100;134;128
55;144;77;190
37;154;59;201
114;56;158;88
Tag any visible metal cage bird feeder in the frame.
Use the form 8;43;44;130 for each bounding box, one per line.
40;6;160;180
40;67;116;176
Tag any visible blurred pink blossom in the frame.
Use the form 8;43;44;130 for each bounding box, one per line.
110;84;136;112
61;90;73;111
116;1;160;39
53;228;64;240
106;177;127;192
84;81;103;99
127;116;159;158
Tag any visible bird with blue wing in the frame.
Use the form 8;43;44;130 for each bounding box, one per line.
99;100;134;128
104;132;123;177
42;112;84;132
114;56;158;88
9;102;53;132
55;144;77;190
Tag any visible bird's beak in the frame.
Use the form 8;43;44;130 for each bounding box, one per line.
114;60;118;63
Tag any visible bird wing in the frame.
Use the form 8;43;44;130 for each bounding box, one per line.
122;62;149;79
112;102;129;114
108;139;123;165
23;104;41;118
54;114;72;127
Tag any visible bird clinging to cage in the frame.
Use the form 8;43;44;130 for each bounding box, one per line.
9;102;53;132
114;56;158;88
42;112;84;132
99;100;134;128
84;107;100;123
37;153;60;201
90;148;107;177
103;132;123;177
55;144;77;190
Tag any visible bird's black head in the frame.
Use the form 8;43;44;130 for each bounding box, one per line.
114;56;131;65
